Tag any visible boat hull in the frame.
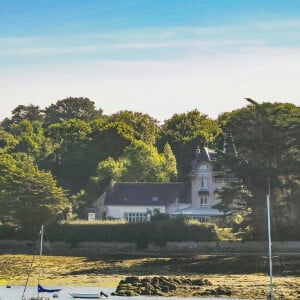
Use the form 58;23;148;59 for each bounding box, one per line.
70;293;101;299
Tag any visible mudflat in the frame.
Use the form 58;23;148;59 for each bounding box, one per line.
0;254;299;299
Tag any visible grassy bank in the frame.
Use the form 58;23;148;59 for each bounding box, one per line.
0;254;299;299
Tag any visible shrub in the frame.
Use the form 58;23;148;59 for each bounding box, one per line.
0;219;218;244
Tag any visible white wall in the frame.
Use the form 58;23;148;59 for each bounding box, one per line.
166;202;191;214
191;161;221;209
106;205;166;219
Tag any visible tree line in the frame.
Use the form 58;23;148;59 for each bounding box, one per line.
0;97;299;240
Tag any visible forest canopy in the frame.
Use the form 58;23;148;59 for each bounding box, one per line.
0;97;299;239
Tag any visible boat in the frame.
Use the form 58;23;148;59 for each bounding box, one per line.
69;291;108;299
69;293;101;299
22;225;61;300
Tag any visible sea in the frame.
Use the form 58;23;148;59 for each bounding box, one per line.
0;285;248;300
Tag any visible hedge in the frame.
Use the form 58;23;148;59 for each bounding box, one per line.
0;219;218;247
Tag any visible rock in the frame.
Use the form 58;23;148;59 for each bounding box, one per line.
204;278;212;286
114;275;214;296
192;279;205;286
215;286;232;296
161;285;169;293
124;276;140;284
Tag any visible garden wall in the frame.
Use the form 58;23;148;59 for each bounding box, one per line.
0;240;299;256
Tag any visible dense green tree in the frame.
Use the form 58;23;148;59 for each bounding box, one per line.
161;143;178;182
87;120;134;162
217;101;300;239
44;97;103;125
0;128;18;151
120;140;177;182
96;140;178;187
45;119;92;193
158;110;221;180
45;119;134;195
0;153;69;228
1;104;43;130
11;104;43;124
8;120;51;163
109;110;159;144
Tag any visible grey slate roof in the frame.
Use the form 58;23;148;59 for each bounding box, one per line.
191;146;217;170
105;182;189;206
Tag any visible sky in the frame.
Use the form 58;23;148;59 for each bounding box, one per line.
1;0;300;122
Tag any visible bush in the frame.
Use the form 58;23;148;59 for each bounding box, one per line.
0;219;218;245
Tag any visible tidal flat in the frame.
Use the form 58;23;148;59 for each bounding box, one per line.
0;254;299;299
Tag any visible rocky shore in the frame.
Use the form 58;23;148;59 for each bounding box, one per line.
114;276;232;297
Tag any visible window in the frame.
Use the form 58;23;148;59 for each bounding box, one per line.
200;197;207;208
88;213;96;221
124;212;147;222
200;177;208;189
152;196;158;202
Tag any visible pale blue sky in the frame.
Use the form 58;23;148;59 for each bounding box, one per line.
1;0;300;121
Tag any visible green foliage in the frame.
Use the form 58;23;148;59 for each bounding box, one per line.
9;121;51;162
162;143;178;182
109;110;159;144
150;208;170;222
44;97;103;125
11;104;43;124
0;153;70;229
1;104;43;130
1;219;218;244
157;110;221;180
45;119;92;192
88;120;134;161
0;98;299;240
0;128;18;151
217;102;300;239
95;140;178;190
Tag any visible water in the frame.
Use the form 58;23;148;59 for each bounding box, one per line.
0;286;247;300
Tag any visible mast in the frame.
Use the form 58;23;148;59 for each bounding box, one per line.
266;184;274;300
38;225;44;299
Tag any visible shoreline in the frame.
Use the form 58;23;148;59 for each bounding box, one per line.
1;274;299;299
1;254;299;299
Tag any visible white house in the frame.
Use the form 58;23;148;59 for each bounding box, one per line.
91;146;230;222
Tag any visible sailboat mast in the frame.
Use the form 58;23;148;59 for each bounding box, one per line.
38;225;44;299
267;194;274;300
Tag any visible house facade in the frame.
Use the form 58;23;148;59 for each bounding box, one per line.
91;146;230;222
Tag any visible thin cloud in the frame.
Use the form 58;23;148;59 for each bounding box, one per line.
1;47;300;122
1;18;300;57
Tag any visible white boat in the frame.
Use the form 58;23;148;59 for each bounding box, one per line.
70;291;108;299
22;225;61;300
69;293;101;299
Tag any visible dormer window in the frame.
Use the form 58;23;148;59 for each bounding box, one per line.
123;197;128;202
152;196;159;202
199;164;209;171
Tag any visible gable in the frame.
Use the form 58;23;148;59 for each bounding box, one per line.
105;182;188;206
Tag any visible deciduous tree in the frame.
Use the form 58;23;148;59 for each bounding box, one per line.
109;110;159;144
0;153;69;229
158;110;221;180
44;97;103;125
